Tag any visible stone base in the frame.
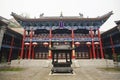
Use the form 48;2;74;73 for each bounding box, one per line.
10;59;114;68
51;67;73;74
11;59;51;68
72;59;114;68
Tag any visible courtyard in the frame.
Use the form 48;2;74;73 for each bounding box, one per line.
0;64;120;80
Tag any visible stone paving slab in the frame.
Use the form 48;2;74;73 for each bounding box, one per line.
0;67;120;80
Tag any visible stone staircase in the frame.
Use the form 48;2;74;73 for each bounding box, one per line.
10;59;114;68
72;59;114;68
11;59;51;68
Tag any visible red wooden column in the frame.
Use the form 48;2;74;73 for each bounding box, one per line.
32;46;34;59
90;29;96;59
98;29;104;59
28;29;33;59
20;29;26;59
31;31;34;59
86;42;92;59
110;35;117;61
24;42;29;59
90;47;92;59
8;36;14;62
32;42;37;59
48;28;52;59
72;29;75;59
25;48;28;59
94;42;100;59
95;43;99;59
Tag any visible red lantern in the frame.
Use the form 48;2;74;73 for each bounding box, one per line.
75;42;80;47
43;42;49;47
94;42;99;45
33;42;38;47
94;42;99;47
25;42;30;46
86;42;91;47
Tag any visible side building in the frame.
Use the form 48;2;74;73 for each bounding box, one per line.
0;16;23;63
101;20;120;61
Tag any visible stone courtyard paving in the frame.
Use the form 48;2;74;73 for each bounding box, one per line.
0;66;120;80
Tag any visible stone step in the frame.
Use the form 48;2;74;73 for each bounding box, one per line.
11;59;51;68
10;59;114;68
73;59;114;68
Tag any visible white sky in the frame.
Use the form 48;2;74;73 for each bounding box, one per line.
0;0;120;31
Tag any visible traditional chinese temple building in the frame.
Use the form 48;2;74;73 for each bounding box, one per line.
11;11;113;60
0;16;22;63
102;20;120;61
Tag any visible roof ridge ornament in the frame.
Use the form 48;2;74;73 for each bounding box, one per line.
39;13;44;18
79;13;83;18
60;12;63;18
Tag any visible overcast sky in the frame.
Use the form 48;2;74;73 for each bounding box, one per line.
0;0;120;31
